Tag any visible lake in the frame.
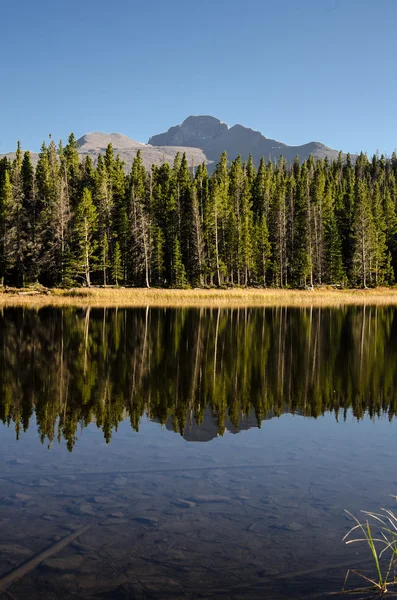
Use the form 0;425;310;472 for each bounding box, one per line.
1;305;397;599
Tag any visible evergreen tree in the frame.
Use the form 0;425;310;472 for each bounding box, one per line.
8;142;25;286
337;153;355;278
171;237;187;288
382;179;397;275
324;213;344;284
129;150;150;287
100;231;110;285
240;175;254;285
151;224;165;286
209;152;229;285
0;170;13;283
63;133;82;211
352;178;375;287
36;139;62;284
95;155;113;285
269;158;287;286
75;188;97;286
20;150;41;283
291;162;311;287
371;182;388;285
311;160;326;284
112;241;122;286
254;212;271;286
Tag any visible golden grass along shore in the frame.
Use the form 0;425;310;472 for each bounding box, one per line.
1;286;397;308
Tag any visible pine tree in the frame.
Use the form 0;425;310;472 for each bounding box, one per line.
54;163;73;286
371;182;388;285
177;153;199;283
116;205;130;283
291;161;311;287
382;180;397;275
63;133;82;211
171;237;187;288
337;153;355;278
0;169;13;284
252;157;271;218
352;178;375;287
81;155;96;192
100;231;110;285
270;158;288;286
252;157;272;285
240;175;254;285
324;213;344;284
151;163;173;284
209;152;229;285
311;160;326;284
228;156;245;284
9;142;25;286
189;183;204;285
194;164;209;280
75;188;97;286
254;212;271;286
36;139;61;284
151;224;165;286
112;241;122;286
20;151;39;283
95;155;112;285
129;150;150;287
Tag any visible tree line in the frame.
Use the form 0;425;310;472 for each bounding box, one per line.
2;305;397;450
1;135;397;288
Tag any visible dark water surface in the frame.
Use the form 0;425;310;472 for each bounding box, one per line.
1;306;397;599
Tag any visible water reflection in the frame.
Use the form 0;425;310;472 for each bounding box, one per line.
1;305;397;449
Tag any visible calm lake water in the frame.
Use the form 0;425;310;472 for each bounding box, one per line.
1;305;397;599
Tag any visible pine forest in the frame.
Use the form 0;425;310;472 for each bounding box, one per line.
1;135;397;289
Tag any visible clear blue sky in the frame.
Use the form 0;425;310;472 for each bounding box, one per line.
1;0;396;157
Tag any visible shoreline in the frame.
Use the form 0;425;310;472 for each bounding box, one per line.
1;286;397;307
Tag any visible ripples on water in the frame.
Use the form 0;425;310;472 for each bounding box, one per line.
0;306;397;599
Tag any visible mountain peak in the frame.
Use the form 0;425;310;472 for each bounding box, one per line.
148;115;229;148
149;115;346;165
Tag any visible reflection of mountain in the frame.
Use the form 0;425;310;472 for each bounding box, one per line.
157;406;298;442
1;306;397;450
153;408;261;442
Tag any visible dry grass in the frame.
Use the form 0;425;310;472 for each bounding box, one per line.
1;286;397;308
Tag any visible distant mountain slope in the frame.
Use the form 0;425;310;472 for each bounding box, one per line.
149;115;346;165
1;132;209;171
76;132;209;170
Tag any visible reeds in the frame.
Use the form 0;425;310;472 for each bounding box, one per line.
1;286;397;308
342;505;397;597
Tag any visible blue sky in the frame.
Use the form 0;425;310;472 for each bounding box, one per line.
1;0;396;156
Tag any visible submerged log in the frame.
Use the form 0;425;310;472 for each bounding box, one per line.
0;525;91;594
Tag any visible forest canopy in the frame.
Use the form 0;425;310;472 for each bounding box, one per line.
1;135;397;289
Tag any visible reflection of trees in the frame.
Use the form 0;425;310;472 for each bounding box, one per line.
1;305;397;450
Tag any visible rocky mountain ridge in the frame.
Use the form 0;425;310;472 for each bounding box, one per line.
1;116;349;171
149;115;346;165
